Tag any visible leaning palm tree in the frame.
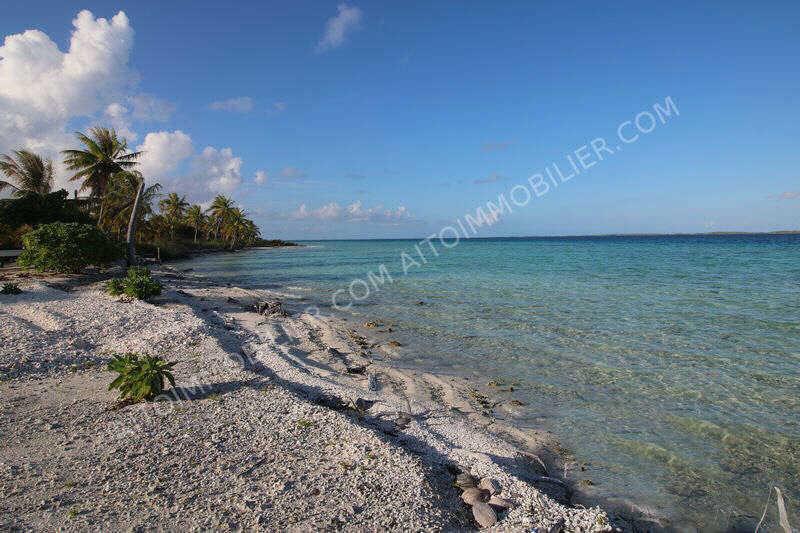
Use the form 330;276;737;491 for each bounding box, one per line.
62;127;141;224
0;150;54;197
159;192;189;240
184;205;205;244
221;207;252;249
206;194;235;240
102;172;161;237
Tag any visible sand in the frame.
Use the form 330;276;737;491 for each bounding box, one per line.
0;267;614;531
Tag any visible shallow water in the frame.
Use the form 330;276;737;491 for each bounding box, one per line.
178;235;800;530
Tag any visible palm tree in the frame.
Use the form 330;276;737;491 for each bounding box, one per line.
159;192;189;240
185;205;205;244
62;127;141;224
102;172;161;237
206;194;235;240
220;207;258;249
0;150;54;197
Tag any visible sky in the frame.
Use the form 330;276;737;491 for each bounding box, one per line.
1;1;799;239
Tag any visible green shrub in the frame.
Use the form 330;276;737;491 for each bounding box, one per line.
106;267;162;300
18;222;120;273
108;353;176;402
0;282;22;295
105;278;125;296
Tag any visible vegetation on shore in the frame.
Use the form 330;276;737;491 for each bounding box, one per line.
105;267;163;300
107;353;176;402
1;127;295;270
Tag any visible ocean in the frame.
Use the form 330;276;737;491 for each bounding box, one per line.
177;234;800;530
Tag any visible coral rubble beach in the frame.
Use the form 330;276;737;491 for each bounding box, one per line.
0;266;631;531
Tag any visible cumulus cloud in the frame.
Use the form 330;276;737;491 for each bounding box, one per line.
317;4;363;52
104;102;138;141
292;201;410;224
281;166;308;179
136;130;193;179
136;131;244;200
191;146;243;193
254;170;268;185
209;96;254;113
272;101;287;113
0;10;135;190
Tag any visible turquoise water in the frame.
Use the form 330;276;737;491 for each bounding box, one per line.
178;235;800;530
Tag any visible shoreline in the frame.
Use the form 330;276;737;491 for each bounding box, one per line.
0;264;660;530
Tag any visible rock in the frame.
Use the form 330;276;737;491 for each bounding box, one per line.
387;340;402;348
254;300;289;317
367;373;380;391
345;365;366;375
364;321;379;328
472;502;497;528
455;473;477;489
461;488;490;505
488;496;513;510
394;412;412;429
354;398;376;412
226;297;240;304
478;477;501;494
416;301;425;305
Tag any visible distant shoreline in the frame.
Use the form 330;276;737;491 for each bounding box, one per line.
290;231;800;242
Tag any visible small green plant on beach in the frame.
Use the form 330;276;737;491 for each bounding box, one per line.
105;267;162;300
108;353;176;402
0;282;22;295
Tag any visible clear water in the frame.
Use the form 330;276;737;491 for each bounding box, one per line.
177;235;800;530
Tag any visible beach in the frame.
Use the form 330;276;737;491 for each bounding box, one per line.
0;266;617;531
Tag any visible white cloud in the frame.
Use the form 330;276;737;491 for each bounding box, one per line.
130;93;174;122
272;101;287;112
136;130;193;179
317;4;363;52
192;146;243;193
281;166;307;179
292;201;410;224
254;170;268;185
776;191;800;200
209;96;254;113
136;131;245;200
104;102;137;142
0;10;135;190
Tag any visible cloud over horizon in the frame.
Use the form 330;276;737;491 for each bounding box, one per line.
292;200;410;224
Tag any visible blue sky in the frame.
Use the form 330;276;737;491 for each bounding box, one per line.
1;1;799;238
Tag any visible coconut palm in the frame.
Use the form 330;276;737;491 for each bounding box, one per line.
0;150;54;198
159;192;189;240
185;205;205;244
206;194;235;240
62;127;141;223
220;207;260;249
102;172;161;237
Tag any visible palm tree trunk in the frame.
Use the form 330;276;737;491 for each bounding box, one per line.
193;226;198;244
126;178;145;266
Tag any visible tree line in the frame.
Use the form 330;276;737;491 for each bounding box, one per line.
0;127;262;262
